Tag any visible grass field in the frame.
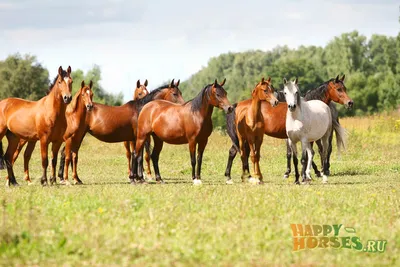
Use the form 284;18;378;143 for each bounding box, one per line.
0;112;399;266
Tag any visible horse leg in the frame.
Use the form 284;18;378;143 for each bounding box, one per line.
283;139;292;179
22;141;36;184
150;135;164;183
49;141;62;185
325;129;334;176
195;139;208;184
288;139;300;185
310;141;322;177
58;145;66;181
62;139;72;185
4;132;20;186
238;137;250;183
189;140;200;185
71;135;85;184
124;141;131;177
321;132;331;184
302;141;313;183
253;136;264;184
132;133;148;184
11;139;27;164
144;138;153;180
39;138;49;186
224;145;237;184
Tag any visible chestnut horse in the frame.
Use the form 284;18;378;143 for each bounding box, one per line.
10;80;94;184
234;77;278;184
0;66;73;186
225;75;353;183
57;79;185;184
133;79;233;185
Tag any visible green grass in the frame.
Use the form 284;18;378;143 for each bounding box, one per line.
0;114;399;266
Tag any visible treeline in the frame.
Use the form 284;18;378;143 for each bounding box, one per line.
180;31;400;129
0;54;123;106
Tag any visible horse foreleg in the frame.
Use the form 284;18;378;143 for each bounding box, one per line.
4;132;20;186
238;137;250;182
39;138;49;186
196;139;208;183
144;138;153;180
254;136;264;184
62;139;72;185
302;141;313;183
224;145;237;183
150;135;163;183
123;141;131;177
22;141;36;184
284;139;292;179
320;132;331;184
50;141;62;185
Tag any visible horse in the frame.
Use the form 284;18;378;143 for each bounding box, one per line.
10;80;95;185
57;79;185;184
224;75;352;182
233;77;278;184
133;79;233;185
283;78;346;184
123;79;153;179
0;66;73;186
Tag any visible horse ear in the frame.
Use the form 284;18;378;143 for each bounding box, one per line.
144;79;148;87
267;77;271;82
81;80;85;88
89;80;93;89
58;66;63;76
175;79;180;87
137;79;140;88
283;78;288;85
261;77;265;84
341;74;345;82
169;79;175;88
335;75;340;83
294;78;298;85
220;78;226;87
214;79;218;87
67;66;71;75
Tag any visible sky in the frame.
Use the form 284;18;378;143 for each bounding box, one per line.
0;0;399;101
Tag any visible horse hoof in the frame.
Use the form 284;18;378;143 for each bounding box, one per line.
193;179;202;185
156;179;165;184
315;172;322;178
294;181;300;185
226;179;234;185
27;181;33;186
322;175;328;184
248;177;259;184
283;174;289;179
258;180;264;185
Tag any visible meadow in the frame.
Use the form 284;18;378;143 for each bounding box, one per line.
0;112;399;266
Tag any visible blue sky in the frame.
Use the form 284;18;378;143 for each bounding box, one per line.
0;0;398;101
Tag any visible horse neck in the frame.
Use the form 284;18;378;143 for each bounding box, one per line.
192;90;214;122
250;91;262;122
46;87;67;115
287;97;304;121
72;94;87;120
306;83;331;105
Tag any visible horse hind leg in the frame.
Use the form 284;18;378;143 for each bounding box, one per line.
320;132;331;184
150;135;164;184
49;141;62;185
283;139;292;179
22;141;36;184
311;141;322;178
4;132;20;186
224;145;237;184
144;139;153;180
124;141;131;178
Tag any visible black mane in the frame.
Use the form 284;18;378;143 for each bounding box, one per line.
304;78;341;101
134;84;170;111
189;84;212;112
47;69;68;95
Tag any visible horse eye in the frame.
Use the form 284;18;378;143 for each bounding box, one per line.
337;88;343;92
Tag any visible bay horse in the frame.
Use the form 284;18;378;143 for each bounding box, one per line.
0;66;73;186
57;79;185;184
133;79;233;185
123;79;153;179
224;75;352;183
234;77;278;184
283;78;346;184
10;80;94;184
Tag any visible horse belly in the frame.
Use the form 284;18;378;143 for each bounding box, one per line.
90;126;134;143
7;114;39;140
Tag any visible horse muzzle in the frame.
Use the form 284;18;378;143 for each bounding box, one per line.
63;95;72;104
270;99;279;107
86;104;94;111
345;100;354;109
288;104;297;112
223;105;234;114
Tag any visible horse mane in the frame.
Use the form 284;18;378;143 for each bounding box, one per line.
304;78;342;101
134;84;170;111
47;69;68;95
188;84;211;112
66;89;82;114
275;90;286;102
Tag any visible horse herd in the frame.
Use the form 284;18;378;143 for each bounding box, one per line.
0;66;353;187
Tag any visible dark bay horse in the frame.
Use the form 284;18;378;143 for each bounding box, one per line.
0;66;73;186
133;79;233;185
225;75;353;182
10;80;94;184
58;79;185;184
234;77;278;184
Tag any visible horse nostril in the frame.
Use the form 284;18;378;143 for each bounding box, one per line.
348;101;354;107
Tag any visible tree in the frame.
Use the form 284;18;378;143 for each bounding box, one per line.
0;54;49;100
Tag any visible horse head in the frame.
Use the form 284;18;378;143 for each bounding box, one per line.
283;78;300;112
253;77;278;107
327;75;353;109
56;66;73;104
209;78;233;113
134;79;149;100
80;80;94;111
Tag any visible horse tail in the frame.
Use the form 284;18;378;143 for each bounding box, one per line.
0;141;5;170
225;103;239;151
332;117;347;155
